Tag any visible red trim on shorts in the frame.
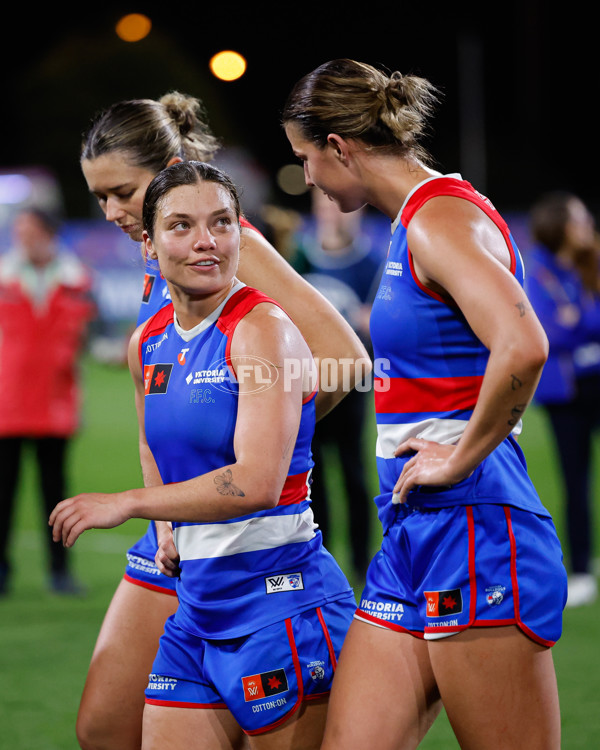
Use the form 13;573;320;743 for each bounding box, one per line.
466;505;478;623
244;617;305;736
123;573;178;597
506;507;520;616
421;506;556;646
517;625;555;648
354;609;425;638
145;698;227;709
504;507;556;647
316;606;337;669
423;506;477;637
474;618;517;627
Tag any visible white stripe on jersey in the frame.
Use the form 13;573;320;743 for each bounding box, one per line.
174;507;318;560
375;418;522;458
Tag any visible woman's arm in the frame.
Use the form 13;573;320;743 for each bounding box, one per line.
238;225;371;419
393;197;548;501
50;303;313;547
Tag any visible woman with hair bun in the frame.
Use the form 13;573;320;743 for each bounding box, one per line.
283;59;566;749
74;91;368;750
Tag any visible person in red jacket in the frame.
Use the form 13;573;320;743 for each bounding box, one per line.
0;207;95;595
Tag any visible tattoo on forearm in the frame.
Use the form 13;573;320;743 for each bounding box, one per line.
214;469;245;497
510;374;523;391
515;301;529;317
508;403;526;426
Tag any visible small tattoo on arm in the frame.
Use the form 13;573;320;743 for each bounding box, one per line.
214;469;245;497
510;374;523;391
515;301;529;317
508;403;526;426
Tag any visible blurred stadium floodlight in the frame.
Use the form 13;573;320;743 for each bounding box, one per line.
276;164;309;196
209;50;247;82
115;13;152;42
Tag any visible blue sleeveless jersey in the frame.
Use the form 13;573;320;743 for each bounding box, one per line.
370;175;550;532
140;283;352;638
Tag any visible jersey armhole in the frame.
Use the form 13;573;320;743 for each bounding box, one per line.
404;181;518;301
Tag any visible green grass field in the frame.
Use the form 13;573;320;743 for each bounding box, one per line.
1;356;599;748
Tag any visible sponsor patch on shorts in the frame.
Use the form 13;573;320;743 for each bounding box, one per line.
424;588;463;617
264;572;304;593
242;668;289;702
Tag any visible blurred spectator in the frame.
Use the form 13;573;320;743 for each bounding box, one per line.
0;208;96;595
267;188;384;581
526;191;600;607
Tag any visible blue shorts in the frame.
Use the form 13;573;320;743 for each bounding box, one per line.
124;522;178;595
145;593;356;735
356;504;567;646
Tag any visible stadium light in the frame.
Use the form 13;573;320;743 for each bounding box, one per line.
115;13;152;42
209;51;247;82
276;164;309;196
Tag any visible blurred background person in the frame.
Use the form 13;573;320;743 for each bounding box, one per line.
0;207;96;595
526;191;600;607
266;188;385;581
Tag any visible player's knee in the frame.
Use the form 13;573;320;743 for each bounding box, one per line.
75;712;105;750
76;709;141;750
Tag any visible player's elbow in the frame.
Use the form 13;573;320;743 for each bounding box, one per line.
524;328;549;375
250;482;282;512
506;328;548;381
259;490;281;511
239;470;285;512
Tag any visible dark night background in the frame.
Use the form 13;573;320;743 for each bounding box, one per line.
0;2;596;222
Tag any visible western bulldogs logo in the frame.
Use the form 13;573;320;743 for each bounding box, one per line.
485;585;505;606
265;572;304;594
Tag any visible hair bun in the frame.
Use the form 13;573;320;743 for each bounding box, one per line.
160;91;199;136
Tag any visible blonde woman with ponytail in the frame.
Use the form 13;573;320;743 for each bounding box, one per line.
284;59;566;750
